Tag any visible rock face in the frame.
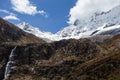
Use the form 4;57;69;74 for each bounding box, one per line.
0;18;120;80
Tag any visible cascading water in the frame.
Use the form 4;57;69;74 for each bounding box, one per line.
3;46;17;80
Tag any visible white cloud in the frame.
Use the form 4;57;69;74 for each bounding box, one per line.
0;9;20;21
3;15;20;21
38;10;48;18
0;9;9;13
68;0;120;24
0;9;14;15
10;0;47;17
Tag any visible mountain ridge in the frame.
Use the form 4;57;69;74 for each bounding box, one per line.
0;16;120;80
57;5;120;39
17;22;60;42
0;22;120;80
16;5;120;41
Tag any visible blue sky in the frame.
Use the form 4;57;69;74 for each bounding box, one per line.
0;0;76;33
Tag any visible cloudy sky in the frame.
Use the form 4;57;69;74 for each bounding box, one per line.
0;0;120;33
68;0;120;25
0;0;76;33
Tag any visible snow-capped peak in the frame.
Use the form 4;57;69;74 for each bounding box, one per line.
18;22;43;33
17;5;120;41
57;5;120;39
17;22;61;42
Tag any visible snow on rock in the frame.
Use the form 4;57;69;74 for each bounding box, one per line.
91;25;120;36
57;5;120;39
17;22;61;42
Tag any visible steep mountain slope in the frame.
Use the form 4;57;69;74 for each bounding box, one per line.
0;18;46;79
0;18;45;45
57;5;120;39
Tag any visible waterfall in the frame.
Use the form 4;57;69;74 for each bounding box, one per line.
3;46;17;80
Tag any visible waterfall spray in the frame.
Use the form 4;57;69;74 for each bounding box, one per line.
3;46;17;80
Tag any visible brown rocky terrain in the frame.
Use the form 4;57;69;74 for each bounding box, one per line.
0;18;120;80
